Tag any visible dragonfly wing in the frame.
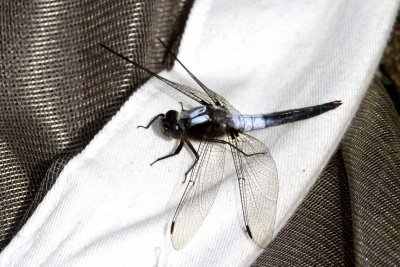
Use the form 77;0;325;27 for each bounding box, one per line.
158;38;240;114
161;75;240;115
171;138;226;249
158;76;214;106
207;89;240;115
227;131;278;248
99;43;213;106
100;43;239;112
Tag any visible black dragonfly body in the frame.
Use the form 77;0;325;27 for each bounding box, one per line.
100;41;342;249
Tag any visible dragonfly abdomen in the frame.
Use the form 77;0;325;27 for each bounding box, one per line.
229;115;269;132
230;101;342;132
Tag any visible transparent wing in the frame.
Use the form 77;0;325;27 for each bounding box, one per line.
100;43;240;113
160;75;240;115
227;131;278;248
171;139;226;249
158;38;240;115
99;43;213;106
157;76;214;106
206;88;240;115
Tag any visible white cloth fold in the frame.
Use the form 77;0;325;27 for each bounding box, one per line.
1;0;398;266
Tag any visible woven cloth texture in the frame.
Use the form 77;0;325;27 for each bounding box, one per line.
1;1;399;266
381;17;400;113
0;0;194;249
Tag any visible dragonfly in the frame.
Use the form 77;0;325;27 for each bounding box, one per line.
100;40;342;249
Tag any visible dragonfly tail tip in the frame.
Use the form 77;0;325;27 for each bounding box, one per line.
332;100;342;108
170;221;175;234
246;225;253;239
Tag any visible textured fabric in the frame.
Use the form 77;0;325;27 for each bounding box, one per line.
0;0;194;249
381;18;400;113
253;79;400;266
341;80;400;266
1;0;399;266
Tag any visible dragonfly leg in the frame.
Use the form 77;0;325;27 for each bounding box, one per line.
137;113;164;129
205;138;265;157
179;102;187;112
183;139;200;183
150;139;184;166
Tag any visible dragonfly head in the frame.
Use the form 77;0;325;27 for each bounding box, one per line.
160;110;183;139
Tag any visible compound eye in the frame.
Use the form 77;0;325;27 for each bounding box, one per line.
160;119;171;137
161;127;168;134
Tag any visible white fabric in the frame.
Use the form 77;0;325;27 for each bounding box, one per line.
1;0;398;266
